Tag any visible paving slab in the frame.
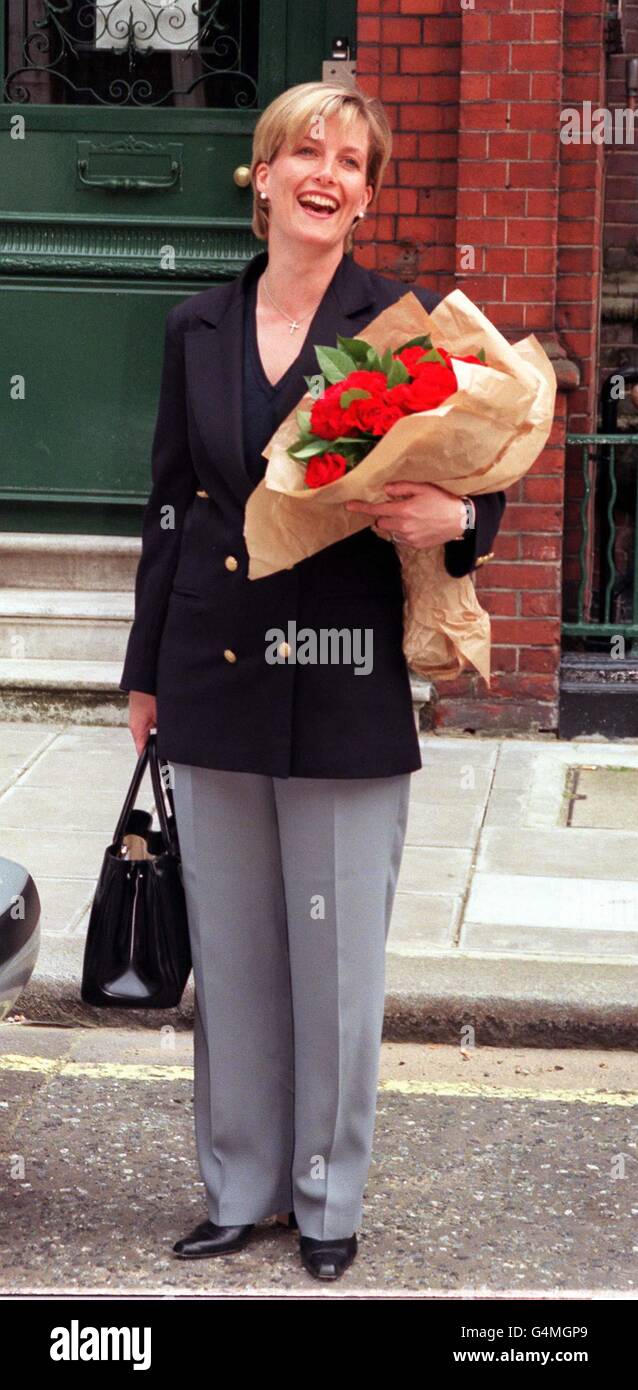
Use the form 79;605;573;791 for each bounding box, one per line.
389;891;461;950
478;825;638;881
405;800;484;849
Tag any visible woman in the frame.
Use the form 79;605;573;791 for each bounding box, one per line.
119;80;506;1281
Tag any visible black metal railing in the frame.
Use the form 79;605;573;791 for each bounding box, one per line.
563;429;638;643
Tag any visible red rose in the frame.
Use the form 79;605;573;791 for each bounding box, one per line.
389;362;457;413
396;345;487;376
338;369;389;431
342;394;405;435
309;370;388;441
305;452;348;488
341;369;387;395
395;346;432;376
309;381;348;440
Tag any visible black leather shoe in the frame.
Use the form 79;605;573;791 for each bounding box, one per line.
299;1233;357;1280
172;1218;254;1259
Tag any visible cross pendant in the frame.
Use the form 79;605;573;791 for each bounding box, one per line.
289;320;300;334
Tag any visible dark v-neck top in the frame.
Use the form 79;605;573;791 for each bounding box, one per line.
242;263;315;487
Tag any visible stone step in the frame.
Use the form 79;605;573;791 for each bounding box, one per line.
0;658;128;724
0;533;140;591
0;588;132;662
0;658;434;729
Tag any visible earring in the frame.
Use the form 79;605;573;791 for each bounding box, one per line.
358;211;366;220
259;192;267;201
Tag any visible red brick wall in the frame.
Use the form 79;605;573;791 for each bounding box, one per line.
602;0;638;301
355;0;607;734
355;0;461;292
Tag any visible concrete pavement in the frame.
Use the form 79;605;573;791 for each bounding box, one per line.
1;721;637;1045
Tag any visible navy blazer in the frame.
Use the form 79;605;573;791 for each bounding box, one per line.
119;249;506;778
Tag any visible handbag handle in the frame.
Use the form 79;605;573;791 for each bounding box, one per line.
112;732;179;858
112;734;152;848
147;734;181;858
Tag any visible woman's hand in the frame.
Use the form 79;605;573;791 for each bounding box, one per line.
128;691;157;758
345;480;465;548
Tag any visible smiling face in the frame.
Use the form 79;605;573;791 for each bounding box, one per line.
254;111;374;251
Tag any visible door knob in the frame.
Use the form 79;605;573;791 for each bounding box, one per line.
233;165;251;188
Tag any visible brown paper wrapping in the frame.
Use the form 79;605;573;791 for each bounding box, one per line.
243;289;557;686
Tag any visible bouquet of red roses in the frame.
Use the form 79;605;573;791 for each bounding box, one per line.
243;289;557;684
290;334;489;489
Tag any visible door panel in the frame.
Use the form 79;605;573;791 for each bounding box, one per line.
3;112;265;220
0;278;190;502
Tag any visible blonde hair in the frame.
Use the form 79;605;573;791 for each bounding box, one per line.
250;81;392;254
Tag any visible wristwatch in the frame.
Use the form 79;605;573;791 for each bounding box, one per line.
455;495;476;540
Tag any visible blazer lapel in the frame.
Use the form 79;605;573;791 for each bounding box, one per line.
184;249;378;506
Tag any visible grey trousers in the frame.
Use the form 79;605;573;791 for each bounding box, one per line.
170;763;411;1240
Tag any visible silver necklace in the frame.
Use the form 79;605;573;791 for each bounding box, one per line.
261;275;320;334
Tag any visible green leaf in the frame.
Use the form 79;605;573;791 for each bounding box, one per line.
290;434;373;459
288;439;335;460
379;346;394;377
415;347;448;367
476;347;487;363
288;434;371;460
396;334;433;352
339;387;372;408
386;358;410;388
365;346;383;372
336;435;376;446
314;345;357;383
336;334;370;363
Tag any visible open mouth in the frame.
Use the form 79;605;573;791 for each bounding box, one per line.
297;193;340;218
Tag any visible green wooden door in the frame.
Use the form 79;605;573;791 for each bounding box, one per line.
0;0;355;533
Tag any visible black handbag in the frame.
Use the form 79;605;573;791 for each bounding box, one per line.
81;731;192;1008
